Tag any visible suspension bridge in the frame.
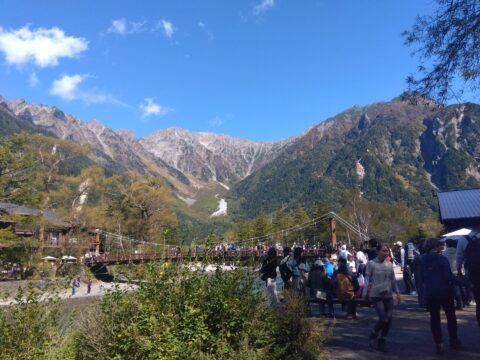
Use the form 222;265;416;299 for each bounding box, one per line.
82;212;370;266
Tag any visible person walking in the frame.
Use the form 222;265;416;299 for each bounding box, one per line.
287;247;309;296
442;238;463;310
367;243;401;352
456;222;480;327
403;240;418;295
333;258;358;319
259;247;279;305
279;246;292;289
72;276;80;296
420;238;462;354
307;260;334;317
87;278;92;294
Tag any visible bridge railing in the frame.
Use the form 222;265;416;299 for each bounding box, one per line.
83;246;327;265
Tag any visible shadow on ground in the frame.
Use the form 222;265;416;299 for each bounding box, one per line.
322;295;480;360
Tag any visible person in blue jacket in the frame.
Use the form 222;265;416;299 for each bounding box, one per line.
323;256;335;278
419;238;463;355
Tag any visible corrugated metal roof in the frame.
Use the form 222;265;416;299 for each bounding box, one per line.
0;202;69;227
437;188;480;221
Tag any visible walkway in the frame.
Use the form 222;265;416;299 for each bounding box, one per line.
323;279;480;359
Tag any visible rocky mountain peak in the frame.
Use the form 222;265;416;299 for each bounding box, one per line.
140;127;295;183
116;129;136;141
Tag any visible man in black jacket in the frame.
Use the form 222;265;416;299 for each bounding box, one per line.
260;247;279;304
420;238;462;354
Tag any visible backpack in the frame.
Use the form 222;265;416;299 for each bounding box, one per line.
406;243;415;261
335;273;355;300
259;269;269;282
465;233;480;282
279;256;293;282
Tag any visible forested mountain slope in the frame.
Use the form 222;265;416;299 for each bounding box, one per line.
229;97;480;218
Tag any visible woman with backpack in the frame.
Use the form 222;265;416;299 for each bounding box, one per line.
279;246;292;289
366;243;401;352
333;257;358;319
419;238;462;354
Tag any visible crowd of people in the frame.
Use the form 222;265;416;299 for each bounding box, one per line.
259;225;480;354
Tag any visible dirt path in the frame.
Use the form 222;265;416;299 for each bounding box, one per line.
323;278;480;359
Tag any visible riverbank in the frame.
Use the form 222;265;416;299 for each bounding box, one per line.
0;279;135;306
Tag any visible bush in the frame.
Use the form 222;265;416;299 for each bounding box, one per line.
0;285;62;360
0;263;326;359
73;263;275;359
73;263;325;359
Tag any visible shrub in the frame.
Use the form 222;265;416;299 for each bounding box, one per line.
73;263;325;359
73;263;274;359
0;285;62;360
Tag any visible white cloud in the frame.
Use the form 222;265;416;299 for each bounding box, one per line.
198;21;205;28
140;98;172;117
0;25;88;67
208;116;224;127
254;0;275;15
108;18;147;36
50;74;127;106
51;74;86;100
29;72;39;87
158;19;175;38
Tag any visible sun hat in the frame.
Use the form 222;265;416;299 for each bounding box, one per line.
314;259;324;267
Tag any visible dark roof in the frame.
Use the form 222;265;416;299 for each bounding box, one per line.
437;188;480;222
0;202;69;227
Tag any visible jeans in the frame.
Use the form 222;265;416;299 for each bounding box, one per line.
371;297;394;338
427;296;458;345
265;277;279;304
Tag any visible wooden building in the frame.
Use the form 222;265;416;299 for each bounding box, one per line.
0;202;70;247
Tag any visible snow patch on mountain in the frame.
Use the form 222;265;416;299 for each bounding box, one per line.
211;196;227;217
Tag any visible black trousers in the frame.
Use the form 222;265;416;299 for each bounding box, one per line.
473;282;480;327
427;296;458;345
403;265;415;294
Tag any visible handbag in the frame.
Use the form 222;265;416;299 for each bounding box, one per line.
372;282;390;297
316;290;327;300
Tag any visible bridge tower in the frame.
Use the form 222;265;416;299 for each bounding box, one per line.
328;214;337;249
94;229;101;256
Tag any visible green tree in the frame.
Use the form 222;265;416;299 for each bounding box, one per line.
252;210;271;238
110;173;177;243
404;0;480;101
0;133;41;206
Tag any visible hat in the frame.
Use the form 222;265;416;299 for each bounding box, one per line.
341;245;347;250
330;254;338;260
395;241;402;246
314;259;324;267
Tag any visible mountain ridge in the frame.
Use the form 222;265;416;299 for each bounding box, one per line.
2;94;480;221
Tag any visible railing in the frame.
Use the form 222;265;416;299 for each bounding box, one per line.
82;247;327;265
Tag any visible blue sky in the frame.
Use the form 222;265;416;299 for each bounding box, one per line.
0;0;437;141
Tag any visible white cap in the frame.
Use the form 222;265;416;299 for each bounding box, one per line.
341;245;347;250
395;241;402;246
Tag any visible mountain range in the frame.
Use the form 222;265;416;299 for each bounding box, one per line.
1;94;480;220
